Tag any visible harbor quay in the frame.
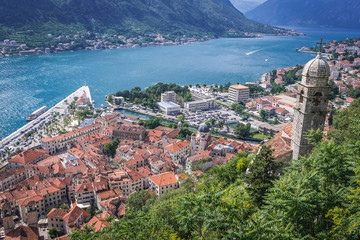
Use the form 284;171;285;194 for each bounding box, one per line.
0;86;93;162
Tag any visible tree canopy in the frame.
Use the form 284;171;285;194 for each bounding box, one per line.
115;83;191;109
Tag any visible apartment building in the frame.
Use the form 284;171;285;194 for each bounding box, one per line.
161;91;177;103
185;98;216;112
228;85;250;104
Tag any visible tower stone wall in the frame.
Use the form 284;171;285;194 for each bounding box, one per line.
292;53;331;160
2;203;15;234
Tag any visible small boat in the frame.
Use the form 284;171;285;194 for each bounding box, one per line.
265;59;269;62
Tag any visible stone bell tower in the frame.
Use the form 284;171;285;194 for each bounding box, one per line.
2;203;15;234
26;201;38;228
292;42;331;160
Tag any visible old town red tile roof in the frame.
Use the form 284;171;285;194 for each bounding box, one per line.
164;140;190;153
97;189;123;201
5;225;40;240
41;123;101;142
149;172;177;187
47;208;69;218
282;122;293;138
9;149;49;165
63;206;90;223
86;213;112;232
264;136;292;160
75;183;93;193
147;129;164;138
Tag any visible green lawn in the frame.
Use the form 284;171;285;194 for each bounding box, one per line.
251;133;273;140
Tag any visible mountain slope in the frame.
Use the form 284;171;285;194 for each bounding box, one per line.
230;0;266;13
0;0;277;36
246;0;360;28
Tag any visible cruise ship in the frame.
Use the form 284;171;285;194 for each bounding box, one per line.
26;106;47;121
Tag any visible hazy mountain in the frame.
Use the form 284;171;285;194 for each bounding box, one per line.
246;0;360;28
0;0;278;37
230;0;266;13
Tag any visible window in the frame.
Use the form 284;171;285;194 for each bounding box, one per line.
313;92;322;106
299;90;304;103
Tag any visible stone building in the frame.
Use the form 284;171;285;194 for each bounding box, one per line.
149;172;179;196
112;123;146;141
190;125;212;155
291;52;331;159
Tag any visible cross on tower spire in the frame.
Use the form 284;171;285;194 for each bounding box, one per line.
317;37;324;53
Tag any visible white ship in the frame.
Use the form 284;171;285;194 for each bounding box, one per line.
26;106;47;121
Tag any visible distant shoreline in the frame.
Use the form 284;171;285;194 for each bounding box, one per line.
0;31;304;59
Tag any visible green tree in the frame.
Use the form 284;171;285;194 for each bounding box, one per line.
138;117;162;129
176;127;192;140
260;109;267;120
49;228;58;239
127;190;158;211
177;114;185;122
306;129;324;144
216;121;224;129
103;138;120;157
245;146;282;207
235;122;251;138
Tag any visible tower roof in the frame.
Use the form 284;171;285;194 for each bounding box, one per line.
302;53;330;78
198;124;210;133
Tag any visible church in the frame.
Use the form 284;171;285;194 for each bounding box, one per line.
265;47;331;160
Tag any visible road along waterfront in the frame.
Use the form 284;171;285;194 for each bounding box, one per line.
0;86;92;161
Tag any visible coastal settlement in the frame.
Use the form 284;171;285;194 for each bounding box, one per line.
0;38;357;239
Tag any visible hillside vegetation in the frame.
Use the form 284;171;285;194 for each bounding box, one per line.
70;98;360;239
0;0;278;43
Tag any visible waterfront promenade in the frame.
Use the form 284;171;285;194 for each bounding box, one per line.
0;86;92;160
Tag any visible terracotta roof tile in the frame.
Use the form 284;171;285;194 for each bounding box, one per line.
9;149;49;165
47;208;69;218
149;172;177;187
164;140;190;153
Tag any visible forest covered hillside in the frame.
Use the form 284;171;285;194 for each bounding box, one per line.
0;0;278;40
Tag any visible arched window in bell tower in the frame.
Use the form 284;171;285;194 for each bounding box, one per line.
299;90;304;103
313;92;322;106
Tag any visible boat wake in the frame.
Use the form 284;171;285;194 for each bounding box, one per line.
245;49;261;55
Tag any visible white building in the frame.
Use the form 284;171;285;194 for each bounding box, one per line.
184;98;216;112
228;85;250;103
161;91;177;103
113;96;124;105
157;101;180;115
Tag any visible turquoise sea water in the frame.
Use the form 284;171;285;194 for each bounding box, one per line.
0;27;359;139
